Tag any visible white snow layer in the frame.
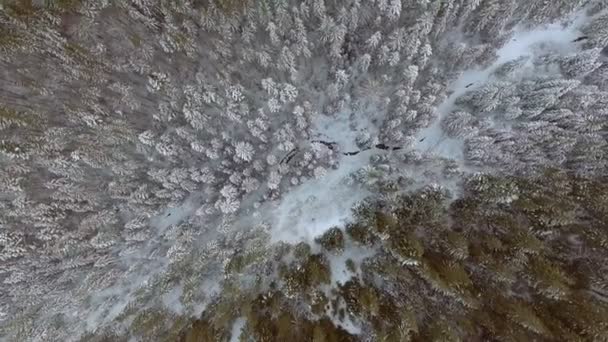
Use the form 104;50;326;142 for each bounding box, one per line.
414;9;587;162
229;317;247;342
270;152;371;243
268;102;381;243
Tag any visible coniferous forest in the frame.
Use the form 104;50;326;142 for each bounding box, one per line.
1;0;608;341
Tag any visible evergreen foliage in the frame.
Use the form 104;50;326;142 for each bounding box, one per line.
1;0;608;340
107;171;608;341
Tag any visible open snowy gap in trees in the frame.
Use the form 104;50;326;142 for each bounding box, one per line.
268;105;379;243
269;9;588;247
269;151;371;243
414;9;587;163
312;107;381;152
229;317;247;342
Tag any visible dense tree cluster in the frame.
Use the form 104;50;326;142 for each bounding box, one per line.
80;170;608;341
0;0;608;340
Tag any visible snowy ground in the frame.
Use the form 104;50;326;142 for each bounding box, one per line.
414;9;587;162
269;151;371;243
229;317;247;342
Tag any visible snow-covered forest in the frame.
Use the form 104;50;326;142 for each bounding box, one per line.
1;0;608;340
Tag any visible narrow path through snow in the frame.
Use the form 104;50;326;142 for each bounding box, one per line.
414;11;587;163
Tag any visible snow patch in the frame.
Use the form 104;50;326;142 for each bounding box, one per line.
270;153;371;243
161;285;185;314
269;102;383;243
229;317;246;342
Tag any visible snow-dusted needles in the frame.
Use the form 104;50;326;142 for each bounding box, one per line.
1;0;608;340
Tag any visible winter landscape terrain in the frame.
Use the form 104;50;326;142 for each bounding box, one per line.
1;0;608;341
